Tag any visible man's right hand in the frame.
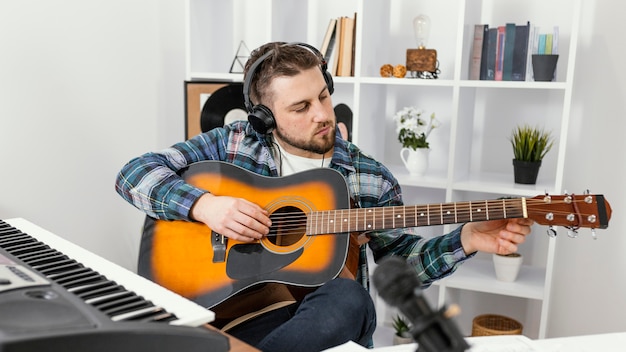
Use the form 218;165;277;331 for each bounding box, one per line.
190;193;271;242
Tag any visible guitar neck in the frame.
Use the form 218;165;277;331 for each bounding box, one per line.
307;198;526;235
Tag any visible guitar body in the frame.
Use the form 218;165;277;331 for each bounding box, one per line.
139;161;352;310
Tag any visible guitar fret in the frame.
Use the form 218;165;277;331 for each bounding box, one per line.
403;206;406;228
416;205;427;227
439;203;443;224
366;208;373;230
485;200;489;220
441;203;455;225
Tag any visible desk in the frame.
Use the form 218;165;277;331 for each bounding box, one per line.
533;332;626;351
325;332;626;351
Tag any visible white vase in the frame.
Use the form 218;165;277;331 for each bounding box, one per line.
400;147;430;176
492;253;523;282
392;335;414;345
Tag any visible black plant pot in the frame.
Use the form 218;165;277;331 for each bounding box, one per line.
532;54;559;82
513;159;542;184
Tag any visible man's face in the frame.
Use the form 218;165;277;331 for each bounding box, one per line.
268;67;336;158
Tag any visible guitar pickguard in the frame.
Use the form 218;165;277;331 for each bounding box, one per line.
225;243;304;280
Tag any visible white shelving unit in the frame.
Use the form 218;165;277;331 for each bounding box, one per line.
185;0;581;339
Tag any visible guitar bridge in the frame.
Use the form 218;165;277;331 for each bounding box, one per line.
212;231;227;263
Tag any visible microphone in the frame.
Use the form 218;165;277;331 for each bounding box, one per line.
373;256;469;352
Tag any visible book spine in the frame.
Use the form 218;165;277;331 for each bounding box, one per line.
502;23;516;81
479;25;490;80
470;24;486;80
537;34;546;54
525;25;537;81
552;26;559;54
545;34;553;54
511;21;530;81
495;26;506;81
486;28;498;80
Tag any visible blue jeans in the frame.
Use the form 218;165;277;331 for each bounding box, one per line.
227;278;376;351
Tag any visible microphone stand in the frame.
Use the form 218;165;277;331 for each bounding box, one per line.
407;304;469;352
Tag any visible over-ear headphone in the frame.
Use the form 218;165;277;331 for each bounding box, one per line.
243;42;334;134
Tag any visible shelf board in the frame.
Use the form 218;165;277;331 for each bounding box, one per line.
388;164;448;189
188;72;243;81
358;76;455;87
434;258;546;300
459;80;568;90
451;172;557;197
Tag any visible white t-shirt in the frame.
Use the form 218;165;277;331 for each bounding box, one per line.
273;139;330;176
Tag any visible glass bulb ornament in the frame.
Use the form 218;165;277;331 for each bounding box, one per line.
413;14;431;49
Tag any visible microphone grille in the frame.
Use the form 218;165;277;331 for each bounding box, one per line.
372;256;421;307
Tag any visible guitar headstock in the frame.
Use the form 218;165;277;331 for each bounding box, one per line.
527;193;612;237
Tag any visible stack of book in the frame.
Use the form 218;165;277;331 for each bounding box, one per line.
320;13;357;77
469;22;559;81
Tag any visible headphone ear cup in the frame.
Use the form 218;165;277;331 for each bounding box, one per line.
323;70;334;95
247;104;276;134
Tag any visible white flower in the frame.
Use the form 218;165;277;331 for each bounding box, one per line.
393;107;439;150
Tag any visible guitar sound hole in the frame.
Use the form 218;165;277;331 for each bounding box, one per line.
269;206;306;246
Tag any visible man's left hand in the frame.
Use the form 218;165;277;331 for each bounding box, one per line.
460;218;534;255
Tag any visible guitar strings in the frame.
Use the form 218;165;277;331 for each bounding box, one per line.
260;198;599;237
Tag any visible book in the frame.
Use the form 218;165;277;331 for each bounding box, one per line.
552;26;559;54
330;18;342;75
486;27;498;80
525;24;537;81
537;34;546;54
350;12;357;76
511;21;530;81
502;23;516;81
494;25;506;81
545;33;553;54
337;15;355;77
470;24;487;80
320;18;337;61
479;24;490;80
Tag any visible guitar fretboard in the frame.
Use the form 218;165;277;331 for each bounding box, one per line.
307;198;527;235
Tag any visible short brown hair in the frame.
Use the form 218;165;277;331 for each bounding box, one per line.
244;42;322;108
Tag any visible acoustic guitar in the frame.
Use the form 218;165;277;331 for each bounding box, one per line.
139;161;612;315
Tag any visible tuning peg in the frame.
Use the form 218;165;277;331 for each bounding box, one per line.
546;226;557;238
567;228;578;238
591;229;598;240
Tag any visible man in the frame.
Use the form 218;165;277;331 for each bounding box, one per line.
115;42;533;351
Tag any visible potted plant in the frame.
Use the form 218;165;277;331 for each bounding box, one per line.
393;106;440;176
392;314;413;345
510;124;554;184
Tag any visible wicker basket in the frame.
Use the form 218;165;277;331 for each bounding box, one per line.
471;314;523;336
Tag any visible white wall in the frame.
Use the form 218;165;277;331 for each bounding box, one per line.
549;1;626;337
0;0;185;270
0;0;623;339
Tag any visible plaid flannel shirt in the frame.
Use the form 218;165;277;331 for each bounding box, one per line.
115;121;472;289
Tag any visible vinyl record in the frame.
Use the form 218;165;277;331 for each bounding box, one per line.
200;83;247;132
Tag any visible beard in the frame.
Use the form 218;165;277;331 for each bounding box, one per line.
274;123;336;155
